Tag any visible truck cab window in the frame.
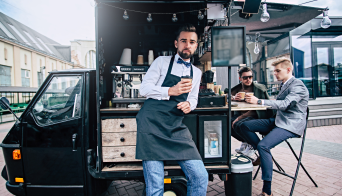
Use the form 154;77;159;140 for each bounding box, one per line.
33;76;83;125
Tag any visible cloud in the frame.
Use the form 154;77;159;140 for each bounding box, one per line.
0;0;95;45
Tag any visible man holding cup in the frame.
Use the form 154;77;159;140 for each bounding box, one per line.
136;24;208;195
230;67;274;159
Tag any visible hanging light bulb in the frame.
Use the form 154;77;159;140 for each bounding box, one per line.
254;42;260;54
198;10;204;20
147;13;152;22
260;4;270;22
123;10;129;20
321;8;331;29
172;13;178;22
221;4;225;12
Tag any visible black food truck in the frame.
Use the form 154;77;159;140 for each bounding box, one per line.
0;0;261;195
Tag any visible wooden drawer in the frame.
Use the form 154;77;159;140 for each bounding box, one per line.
102;132;137;146
102;118;137;132
103;146;141;162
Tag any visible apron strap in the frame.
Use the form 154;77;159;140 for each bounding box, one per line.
166;55;175;75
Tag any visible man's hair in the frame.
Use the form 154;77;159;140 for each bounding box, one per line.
238;66;252;77
271;57;293;70
176;24;198;40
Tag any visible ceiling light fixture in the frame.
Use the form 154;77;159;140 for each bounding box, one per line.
260;3;270;22
123;10;129;20
321;8;331;29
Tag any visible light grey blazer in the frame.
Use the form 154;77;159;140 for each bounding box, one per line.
264;77;309;136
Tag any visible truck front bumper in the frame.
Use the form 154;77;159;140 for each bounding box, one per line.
6;181;26;196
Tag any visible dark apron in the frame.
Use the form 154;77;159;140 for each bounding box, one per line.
136;55;201;161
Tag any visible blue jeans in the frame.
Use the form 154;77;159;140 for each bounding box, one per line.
239;118;298;181
142;160;208;196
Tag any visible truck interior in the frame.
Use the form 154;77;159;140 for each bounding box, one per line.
94;0;322;175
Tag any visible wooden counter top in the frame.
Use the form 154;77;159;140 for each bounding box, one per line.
100;101;270;112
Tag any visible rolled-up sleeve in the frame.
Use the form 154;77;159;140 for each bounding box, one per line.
139;57;170;100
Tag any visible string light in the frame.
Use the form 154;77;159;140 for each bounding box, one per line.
260;3;270;22
321;8;331;29
254;32;260;54
172;13;178;22
147;13;152;22
198;10;204;20
123;10;129;20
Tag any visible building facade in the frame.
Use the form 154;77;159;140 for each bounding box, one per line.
0;12;74;89
71;40;96;69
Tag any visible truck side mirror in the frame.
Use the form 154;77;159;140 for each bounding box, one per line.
0;97;10;110
0;97;19;121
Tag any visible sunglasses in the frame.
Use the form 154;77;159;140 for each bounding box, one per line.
242;76;253;80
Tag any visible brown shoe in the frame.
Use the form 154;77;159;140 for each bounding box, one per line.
257;192;273;196
253;156;261;166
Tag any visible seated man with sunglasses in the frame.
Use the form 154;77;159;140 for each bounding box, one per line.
230;67;274;160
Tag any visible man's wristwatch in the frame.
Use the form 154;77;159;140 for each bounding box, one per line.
257;99;262;105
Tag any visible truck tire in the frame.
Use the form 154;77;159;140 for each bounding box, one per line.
142;184;187;196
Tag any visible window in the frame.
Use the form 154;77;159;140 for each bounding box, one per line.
32;76;83;125
7;24;31;46
0;65;11;86
85;50;96;68
36;37;53;54
0;22;16;40
23;31;36;45
21;69;30;87
4;48;7;60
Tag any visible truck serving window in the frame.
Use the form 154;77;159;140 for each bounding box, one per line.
32;75;83;125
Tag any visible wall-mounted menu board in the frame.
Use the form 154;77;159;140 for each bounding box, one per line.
211;26;246;67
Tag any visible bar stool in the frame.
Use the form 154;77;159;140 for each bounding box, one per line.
253;107;318;196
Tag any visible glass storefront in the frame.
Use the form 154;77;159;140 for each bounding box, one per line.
250;17;342;99
290;18;342;98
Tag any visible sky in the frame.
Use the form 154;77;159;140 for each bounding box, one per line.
0;0;340;45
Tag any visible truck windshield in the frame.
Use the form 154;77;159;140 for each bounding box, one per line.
32;75;83;125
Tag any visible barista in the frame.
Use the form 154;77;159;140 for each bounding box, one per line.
136;24;208;195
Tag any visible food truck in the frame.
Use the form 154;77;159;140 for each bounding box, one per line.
0;0;323;195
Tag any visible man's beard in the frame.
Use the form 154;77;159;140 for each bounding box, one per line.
178;49;193;59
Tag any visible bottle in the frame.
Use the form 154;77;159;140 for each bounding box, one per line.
209;133;219;155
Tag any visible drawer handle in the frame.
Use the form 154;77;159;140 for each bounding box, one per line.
120;152;125;157
120;137;125;142
120;123;125;128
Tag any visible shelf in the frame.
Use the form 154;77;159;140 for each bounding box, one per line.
111;71;146;75
199;52;211;62
111;98;146;103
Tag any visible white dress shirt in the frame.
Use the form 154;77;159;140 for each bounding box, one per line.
140;54;202;110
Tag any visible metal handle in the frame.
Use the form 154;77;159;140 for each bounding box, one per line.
120;137;125;142
120;123;125;128
72;133;77;151
120;152;125;157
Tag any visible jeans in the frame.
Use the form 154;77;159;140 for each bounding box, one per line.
239;118;298;181
231;114;255;143
142;160;208;196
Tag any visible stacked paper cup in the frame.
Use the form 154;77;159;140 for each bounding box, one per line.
148;50;154;65
119;48;132;66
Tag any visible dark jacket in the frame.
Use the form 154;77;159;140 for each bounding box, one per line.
231;82;275;119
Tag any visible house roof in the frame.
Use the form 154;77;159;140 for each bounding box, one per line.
0;12;71;63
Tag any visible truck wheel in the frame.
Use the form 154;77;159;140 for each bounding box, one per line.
164;184;187;196
142;184;187;196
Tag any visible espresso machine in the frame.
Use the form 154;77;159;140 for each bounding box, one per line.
111;66;147;100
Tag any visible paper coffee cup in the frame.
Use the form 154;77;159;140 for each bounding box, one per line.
181;76;193;83
239;92;246;100
246;92;254;96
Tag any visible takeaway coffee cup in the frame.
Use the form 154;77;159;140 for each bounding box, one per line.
239;92;246;100
181;75;193;83
246;92;254;97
